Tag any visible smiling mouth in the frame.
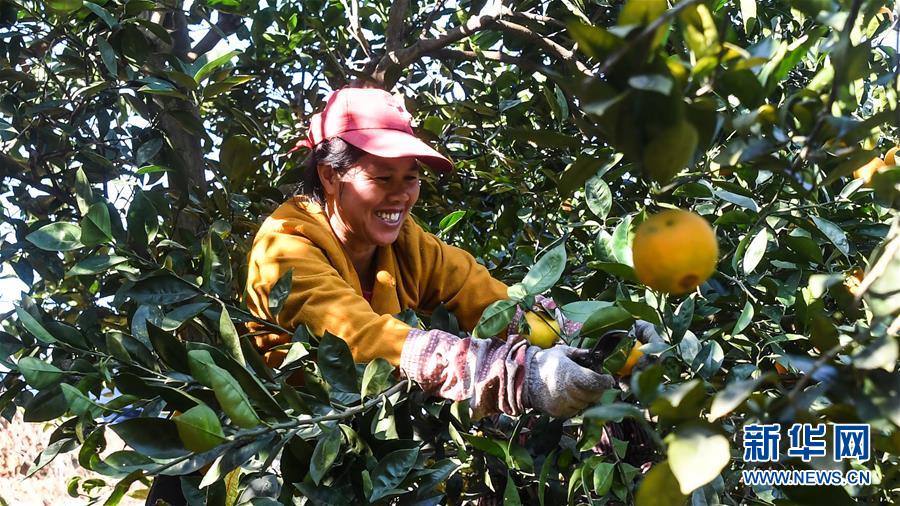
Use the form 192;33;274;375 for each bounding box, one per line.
375;211;403;225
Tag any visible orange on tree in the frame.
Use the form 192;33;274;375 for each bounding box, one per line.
885;146;897;166
617;343;645;376
632;209;719;295
523;310;560;349
843;268;865;296
853;156;887;184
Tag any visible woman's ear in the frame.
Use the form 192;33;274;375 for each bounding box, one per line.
317;164;337;197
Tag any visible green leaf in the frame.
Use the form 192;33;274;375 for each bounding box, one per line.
709;377;765;420
127;274;200;305
318;332;359;392
369;448;420;502
219;135;256;189
811;216;850;257
84;1;118;28
670;296;694;342
310;427;342;485
26;223;83;251
474;299;518;338
360;358;394;398
559;155;601;199
713;190;759;213
585;174;612;220
733;300;754;335
522;243;567;295
96;36;118;76
111;418;188;459
174;404;227;453
667;427;730;494
851;336;898;371
60;383;101;417
148;324;191;373
619;300;662;326
611;215;634;265
742;228;769;274
66;255;128;277
561;301;614;323
864;231;900;318
135;138;162;166
126;190;158;247
438;210;467;234
642;120;698;183
580;306;634;337
73;167;94;214
628;74;673;95
208;363;261;428
267;268;293;316
218;307;245;366
17;357;64;389
593;462;615;496
635;460;687;506
81;202;113;246
159;302;212;331
16;307;57;344
582;402;642;422
194;50;238;83
503;472;522;506
23;386;67;422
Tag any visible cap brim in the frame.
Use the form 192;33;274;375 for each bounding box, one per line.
339;129;454;173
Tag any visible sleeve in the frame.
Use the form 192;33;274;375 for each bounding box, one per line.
403;223;510;334
245;228;412;367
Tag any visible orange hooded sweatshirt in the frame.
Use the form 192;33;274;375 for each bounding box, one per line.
244;197;509;367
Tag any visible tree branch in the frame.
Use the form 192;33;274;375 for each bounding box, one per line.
494;19;589;74
187;13;243;61
425;48;555;79
385;0;410;53
506;10;568;30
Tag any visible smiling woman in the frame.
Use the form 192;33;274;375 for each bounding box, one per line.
242;86;617;422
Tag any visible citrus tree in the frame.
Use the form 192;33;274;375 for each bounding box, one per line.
1;0;899;504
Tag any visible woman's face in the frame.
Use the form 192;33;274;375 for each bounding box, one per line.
319;153;421;251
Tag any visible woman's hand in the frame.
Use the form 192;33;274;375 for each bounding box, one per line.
523;344;615;418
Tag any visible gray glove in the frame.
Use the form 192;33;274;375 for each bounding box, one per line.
523;345;615;418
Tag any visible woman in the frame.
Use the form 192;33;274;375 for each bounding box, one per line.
244;87;633;419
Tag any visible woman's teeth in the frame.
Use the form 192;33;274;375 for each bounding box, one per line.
375;211;402;224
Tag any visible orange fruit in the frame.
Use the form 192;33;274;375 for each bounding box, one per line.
617;343;644;376
853;157;886;184
885;146;898;166
843;268;864;296
632;209;719;294
757;104;777;125
524;311;560;349
774;362;788;375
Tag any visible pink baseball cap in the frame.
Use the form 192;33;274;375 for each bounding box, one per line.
291;87;454;173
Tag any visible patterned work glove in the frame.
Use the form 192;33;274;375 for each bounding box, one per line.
522;344;615;418
399;329;614;419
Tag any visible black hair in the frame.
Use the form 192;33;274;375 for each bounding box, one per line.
295;137;366;204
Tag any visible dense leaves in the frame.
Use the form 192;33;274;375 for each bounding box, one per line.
1;0;899;504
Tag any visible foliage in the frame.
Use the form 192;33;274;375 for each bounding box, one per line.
1;0;899;504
